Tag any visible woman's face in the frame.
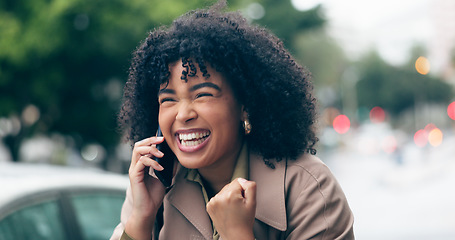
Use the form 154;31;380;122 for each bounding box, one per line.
158;60;245;171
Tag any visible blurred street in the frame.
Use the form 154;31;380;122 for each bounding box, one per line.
322;127;455;239
1;0;454;239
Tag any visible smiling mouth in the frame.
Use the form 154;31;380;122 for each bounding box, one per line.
178;131;210;147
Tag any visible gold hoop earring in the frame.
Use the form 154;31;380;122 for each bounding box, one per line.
243;119;252;135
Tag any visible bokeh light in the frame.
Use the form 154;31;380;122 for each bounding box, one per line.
415;56;430;75
369;106;386;123
414;129;428;147
22;105;40;126
428;128;443;147
414;124;444;148
81;143;106;162
333;114;350;134
448;101;455;120
245;2;265;20
291;0;323;11
424;123;437;132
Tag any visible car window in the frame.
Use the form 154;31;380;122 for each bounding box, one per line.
70;193;124;240
0;200;65;240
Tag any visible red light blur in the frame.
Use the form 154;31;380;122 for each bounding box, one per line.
424;123;437;132
333;115;350;134
414;124;444;147
369;106;385;123
414;129;428;147
448;101;455;120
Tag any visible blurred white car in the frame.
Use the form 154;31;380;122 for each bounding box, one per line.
0;162;129;240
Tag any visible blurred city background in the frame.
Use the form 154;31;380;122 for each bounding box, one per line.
1;0;454;239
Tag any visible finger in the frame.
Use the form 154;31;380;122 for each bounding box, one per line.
134;146;164;158
218;180;235;194
130;155;164;176
225;179;246;201
134;136;164;147
129;155;147;179
139;155;164;171
208;181;239;208
237;178;257;207
131;137;164;166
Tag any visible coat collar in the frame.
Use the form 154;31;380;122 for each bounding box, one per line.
166;166;214;239
166;152;288;239
250;153;287;231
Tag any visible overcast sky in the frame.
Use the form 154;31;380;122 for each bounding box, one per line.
291;0;432;66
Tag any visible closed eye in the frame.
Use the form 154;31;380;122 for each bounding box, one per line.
195;92;213;98
159;97;176;104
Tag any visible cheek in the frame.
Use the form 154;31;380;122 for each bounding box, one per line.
158;108;174;138
203;103;242;130
158;108;164;127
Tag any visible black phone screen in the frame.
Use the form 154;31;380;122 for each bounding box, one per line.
152;127;175;187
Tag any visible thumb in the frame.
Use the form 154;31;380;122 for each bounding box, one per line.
237;178;257;208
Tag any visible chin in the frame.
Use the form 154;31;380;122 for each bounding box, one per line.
176;157;206;170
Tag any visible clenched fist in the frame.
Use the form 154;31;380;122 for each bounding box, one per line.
207;178;257;240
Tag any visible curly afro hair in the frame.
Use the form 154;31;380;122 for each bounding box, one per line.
118;1;318;166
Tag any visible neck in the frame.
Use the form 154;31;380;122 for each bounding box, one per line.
198;142;243;197
198;157;237;197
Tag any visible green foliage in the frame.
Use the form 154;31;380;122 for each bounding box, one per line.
0;0;219;161
355;51;453;116
1;0;323;163
252;0;325;50
293;28;347;87
3;0;448;164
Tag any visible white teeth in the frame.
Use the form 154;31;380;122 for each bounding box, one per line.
178;131;209;141
181;139;204;147
179;131;210;146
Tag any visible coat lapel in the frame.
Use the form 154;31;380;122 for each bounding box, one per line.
166;168;213;239
165;153;288;239
250;153;288;231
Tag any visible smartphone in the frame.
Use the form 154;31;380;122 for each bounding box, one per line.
148;126;175;187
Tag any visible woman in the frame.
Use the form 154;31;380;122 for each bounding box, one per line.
111;1;354;239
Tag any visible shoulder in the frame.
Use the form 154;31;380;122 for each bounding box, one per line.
250;152;335;192
283;153;347;207
285;153;334;185
283;153;355;239
283;153;341;210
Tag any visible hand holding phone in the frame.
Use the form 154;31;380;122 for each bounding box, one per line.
149;126;175;187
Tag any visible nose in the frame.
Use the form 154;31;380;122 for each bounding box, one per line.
175;101;197;123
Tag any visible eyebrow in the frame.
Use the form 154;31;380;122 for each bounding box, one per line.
158;88;175;95
158;82;221;95
190;82;221;92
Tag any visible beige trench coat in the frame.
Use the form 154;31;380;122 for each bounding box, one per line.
110;153;355;240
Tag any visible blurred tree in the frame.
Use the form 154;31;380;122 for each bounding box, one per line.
246;1;331;110
0;0;227;164
294;29;347;87
251;0;325;52
0;0;325;166
292;28;348;110
355;51;453;117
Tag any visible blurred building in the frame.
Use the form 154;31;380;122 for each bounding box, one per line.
429;0;455;84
